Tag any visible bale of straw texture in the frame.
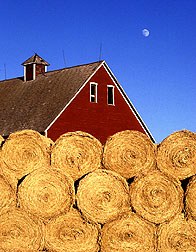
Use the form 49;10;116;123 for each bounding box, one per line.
18;166;75;221
0;135;18;191
44;208;100;252
157;130;196;180
103;130;156;179
157;214;196;252
0;175;16;216
51;131;103;181
130;170;183;224
185;175;196;220
101;211;156;252
0;135;4;146
76;169;130;224
0;208;43;251
0;135;4;180
0;130;53;184
0;161;18;192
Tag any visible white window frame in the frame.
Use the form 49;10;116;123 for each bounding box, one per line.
107;85;115;105
90;82;98;103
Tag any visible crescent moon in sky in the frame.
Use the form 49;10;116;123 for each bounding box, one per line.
142;29;150;37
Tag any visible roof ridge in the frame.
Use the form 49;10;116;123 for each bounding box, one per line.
48;60;104;72
0;60;105;82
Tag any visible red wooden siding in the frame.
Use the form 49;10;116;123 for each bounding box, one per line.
36;64;45;76
47;65;147;144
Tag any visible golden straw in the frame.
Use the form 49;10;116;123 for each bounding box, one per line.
157;130;196;180
44;208;100;252
130;170;183;224
103;130;156;179
18;166;75;221
0;130;53;184
158;214;196;251
76;169;130;224
185;175;196;220
0;208;43;251
51;131;103;181
101;211;156;252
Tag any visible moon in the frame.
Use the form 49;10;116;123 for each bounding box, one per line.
142;29;150;37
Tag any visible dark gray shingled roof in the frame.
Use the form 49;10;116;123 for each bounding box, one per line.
0;61;103;136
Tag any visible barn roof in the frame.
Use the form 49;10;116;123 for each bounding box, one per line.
0;61;103;136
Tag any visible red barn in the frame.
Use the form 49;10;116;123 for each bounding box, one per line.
0;54;154;143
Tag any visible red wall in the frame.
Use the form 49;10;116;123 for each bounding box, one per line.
47;65;147;144
36;64;45;76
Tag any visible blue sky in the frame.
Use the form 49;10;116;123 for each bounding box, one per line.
0;0;195;143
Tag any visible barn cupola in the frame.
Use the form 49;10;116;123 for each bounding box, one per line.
22;53;50;81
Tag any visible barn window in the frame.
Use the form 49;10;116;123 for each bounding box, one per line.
107;85;114;105
90;82;98;103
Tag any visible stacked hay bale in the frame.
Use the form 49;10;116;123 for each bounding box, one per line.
0;208;44;251
0;130;53;190
156;130;196;252
0;130;54;251
0;130;103;252
0;129;195;251
51;131;103;181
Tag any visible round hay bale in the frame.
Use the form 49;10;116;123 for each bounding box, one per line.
101;211;156;252
157;130;196;180
0;208;43;251
18;166;75;220
44;208;100;252
0;175;16;215
185;175;196;220
0;130;53;182
51;131;103;181
76;169;130;224
130;170;183;224
103;130;156;179
158;214;196;252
